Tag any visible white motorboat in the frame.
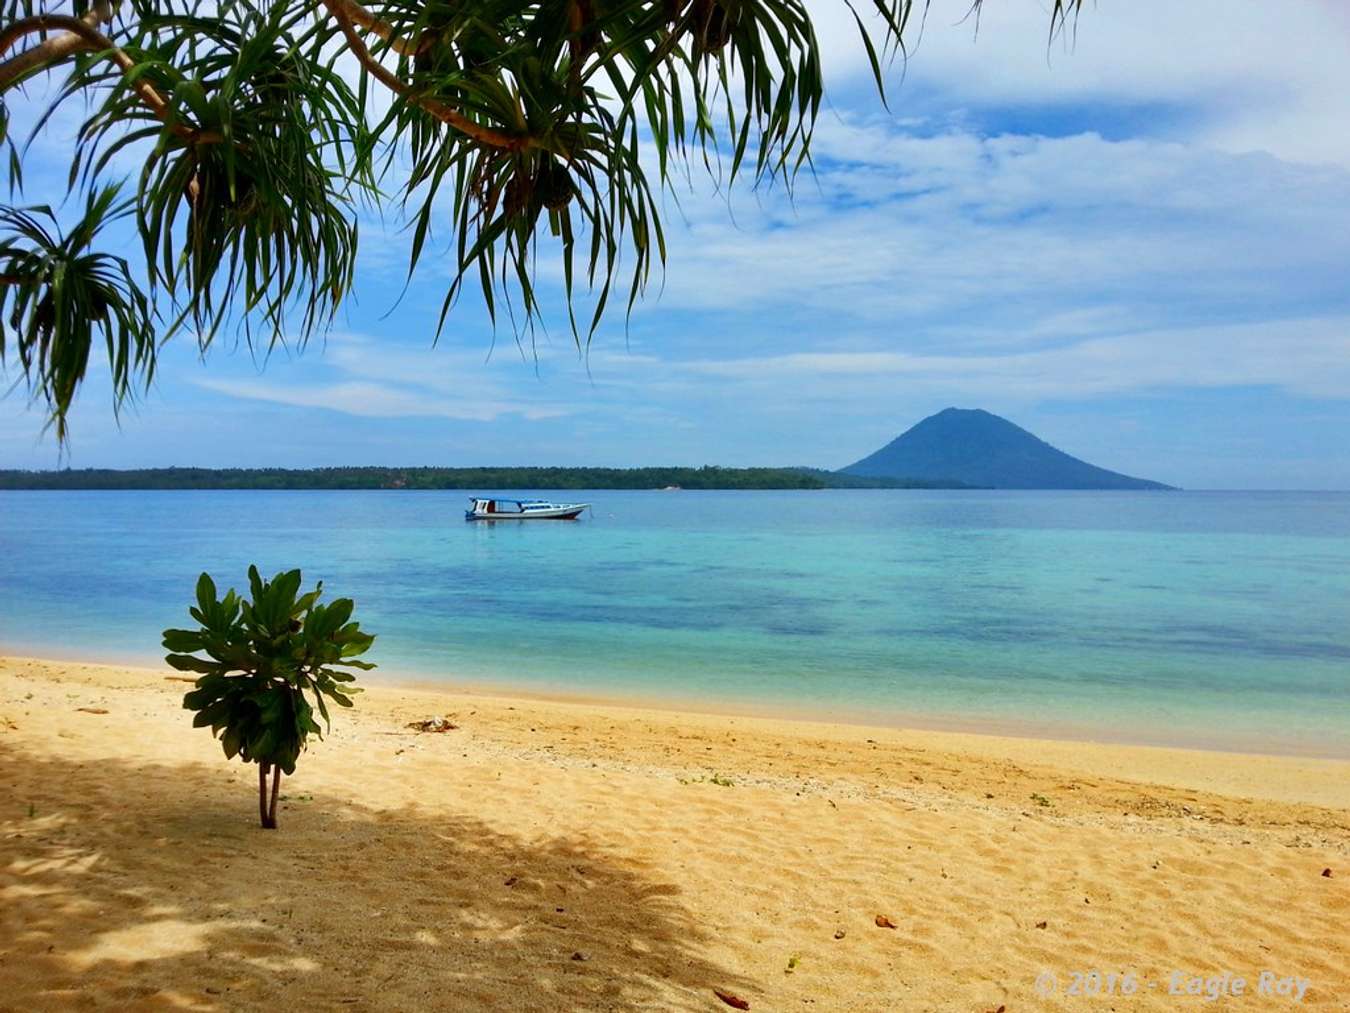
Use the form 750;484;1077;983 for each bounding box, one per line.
465;497;590;520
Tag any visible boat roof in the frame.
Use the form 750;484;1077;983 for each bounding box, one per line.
469;497;580;506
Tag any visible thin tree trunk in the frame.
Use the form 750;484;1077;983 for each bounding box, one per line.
268;765;283;829
258;762;276;829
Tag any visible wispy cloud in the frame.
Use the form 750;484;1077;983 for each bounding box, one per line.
677;316;1350;400
194;378;572;423
811;0;1350;168
636;121;1350;335
192;331;580;423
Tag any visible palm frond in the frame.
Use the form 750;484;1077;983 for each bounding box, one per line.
0;183;155;441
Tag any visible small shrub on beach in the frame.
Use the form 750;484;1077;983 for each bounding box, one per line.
163;566;376;829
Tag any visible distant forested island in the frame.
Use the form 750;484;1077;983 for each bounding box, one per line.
0;466;972;491
0;409;1169;491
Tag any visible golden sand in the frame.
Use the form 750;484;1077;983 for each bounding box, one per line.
1;655;1346;1011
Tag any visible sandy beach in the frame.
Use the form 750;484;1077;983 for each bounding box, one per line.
1;654;1346;1011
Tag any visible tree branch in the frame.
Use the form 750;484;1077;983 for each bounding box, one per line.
325;0;423;56
567;0;586;93
0;1;113;90
320;0;527;151
0;12;171;115
1;0;516;150
0;3;220;143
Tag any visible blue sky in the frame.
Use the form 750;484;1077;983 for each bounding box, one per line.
4;1;1350;488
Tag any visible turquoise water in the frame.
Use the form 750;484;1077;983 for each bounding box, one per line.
2;490;1348;756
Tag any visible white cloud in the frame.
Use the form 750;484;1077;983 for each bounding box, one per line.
192;331;582;422
194;377;572;422
811;0;1350;168
677;315;1350;401
630;118;1350;351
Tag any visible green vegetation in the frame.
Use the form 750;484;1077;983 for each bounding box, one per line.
0;188;154;443
794;468;979;490
0;465;976;490
0;0;1082;440
1;465;821;490
164;566;375;829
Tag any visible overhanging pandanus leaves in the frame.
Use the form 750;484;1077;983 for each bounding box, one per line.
0;0;1085;438
62;2;369;349
0;183;154;441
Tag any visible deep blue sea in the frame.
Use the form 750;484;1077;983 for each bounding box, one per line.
2;489;1348;756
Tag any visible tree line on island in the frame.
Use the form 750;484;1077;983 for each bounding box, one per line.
0;465;972;491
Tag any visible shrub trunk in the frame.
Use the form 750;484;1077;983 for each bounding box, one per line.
258;762;282;829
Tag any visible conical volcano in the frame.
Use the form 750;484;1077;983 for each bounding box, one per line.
841;408;1173;490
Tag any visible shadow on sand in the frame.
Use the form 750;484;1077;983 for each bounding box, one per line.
0;744;748;1011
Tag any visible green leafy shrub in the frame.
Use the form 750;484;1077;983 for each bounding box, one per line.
163;566;376;829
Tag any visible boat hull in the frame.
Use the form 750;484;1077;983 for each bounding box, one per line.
466;507;587;521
